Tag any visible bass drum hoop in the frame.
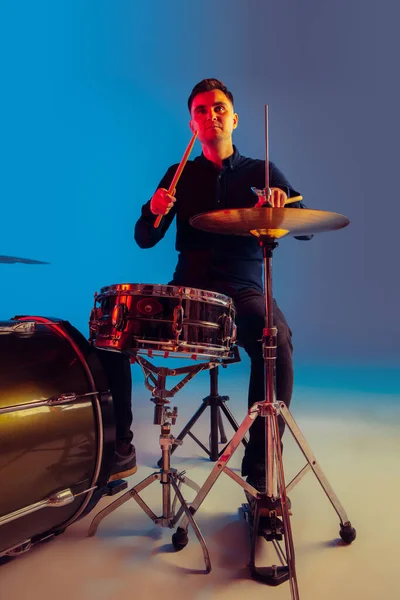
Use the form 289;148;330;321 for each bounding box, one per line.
15;316;107;530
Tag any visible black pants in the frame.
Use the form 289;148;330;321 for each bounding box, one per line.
95;348;134;445
218;287;294;477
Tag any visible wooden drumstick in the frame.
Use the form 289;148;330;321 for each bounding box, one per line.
284;195;303;205
253;193;303;206
154;131;198;228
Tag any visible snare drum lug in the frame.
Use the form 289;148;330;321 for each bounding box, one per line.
232;323;237;344
88;307;102;340
221;314;236;346
172;305;184;337
111;303;127;332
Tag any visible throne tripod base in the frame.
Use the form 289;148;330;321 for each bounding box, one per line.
169;362;247;463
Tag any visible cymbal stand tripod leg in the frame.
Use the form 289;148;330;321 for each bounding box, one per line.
278;402;356;537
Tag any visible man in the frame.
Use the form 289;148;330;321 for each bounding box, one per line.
95;349;137;482
134;78;310;491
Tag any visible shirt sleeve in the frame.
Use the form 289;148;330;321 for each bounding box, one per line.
134;166;177;249
270;161;312;241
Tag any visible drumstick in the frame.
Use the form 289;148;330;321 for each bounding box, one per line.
154;131;198;228
284;195;303;205
256;194;303;207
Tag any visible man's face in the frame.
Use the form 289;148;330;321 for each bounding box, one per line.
189;89;238;145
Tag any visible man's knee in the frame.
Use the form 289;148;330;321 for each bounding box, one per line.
276;322;293;351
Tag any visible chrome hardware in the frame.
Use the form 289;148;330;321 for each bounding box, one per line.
0;321;36;336
165;406;178;425
0;391;98;415
172;305;184;336
111;303;127;331
250;186;273;206
221;314;234;343
0;489;75;527
1;540;32;557
47;393;77;406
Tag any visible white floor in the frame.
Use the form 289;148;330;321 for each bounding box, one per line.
1;388;399;600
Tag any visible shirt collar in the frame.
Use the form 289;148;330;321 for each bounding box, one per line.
197;145;242;171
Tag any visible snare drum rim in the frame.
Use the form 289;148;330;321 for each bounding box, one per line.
97;283;234;308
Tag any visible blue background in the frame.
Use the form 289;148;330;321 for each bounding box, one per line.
0;1;398;403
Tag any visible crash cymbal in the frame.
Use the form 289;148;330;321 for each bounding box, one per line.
0;255;49;265
190;207;349;239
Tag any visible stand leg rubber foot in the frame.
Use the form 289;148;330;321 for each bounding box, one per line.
250;564;290;585
172;526;189;551
339;522;356;544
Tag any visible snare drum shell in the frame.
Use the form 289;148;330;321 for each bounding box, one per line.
0;318;115;554
90;283;236;359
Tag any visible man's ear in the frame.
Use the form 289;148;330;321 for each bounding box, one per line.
189;120;196;133
233;112;239;129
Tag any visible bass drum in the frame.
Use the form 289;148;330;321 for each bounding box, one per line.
0;316;115;556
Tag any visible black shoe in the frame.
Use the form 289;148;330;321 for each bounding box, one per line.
246;473;267;493
108;442;137;482
245;475;292;514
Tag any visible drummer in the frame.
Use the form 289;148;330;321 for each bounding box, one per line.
134;78;311;492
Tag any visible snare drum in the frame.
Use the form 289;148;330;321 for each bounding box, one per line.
89;283;236;359
0;316;115;556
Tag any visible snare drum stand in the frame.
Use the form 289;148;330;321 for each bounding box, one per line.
168;347;244;463
88;355;234;572
170;237;356;600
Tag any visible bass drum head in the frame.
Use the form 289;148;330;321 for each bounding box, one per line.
0;316;115;556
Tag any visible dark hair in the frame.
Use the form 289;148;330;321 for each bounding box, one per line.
188;78;234;113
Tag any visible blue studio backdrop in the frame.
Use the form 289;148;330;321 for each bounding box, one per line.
1;1;398;406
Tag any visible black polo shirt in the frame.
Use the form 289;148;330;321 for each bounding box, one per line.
134;147;309;292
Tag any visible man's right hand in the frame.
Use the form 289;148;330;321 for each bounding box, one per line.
150;188;177;215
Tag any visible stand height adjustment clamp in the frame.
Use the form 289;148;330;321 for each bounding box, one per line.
165;407;178;425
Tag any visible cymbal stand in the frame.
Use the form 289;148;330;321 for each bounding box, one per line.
170;237;356;598
88;355;228;572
